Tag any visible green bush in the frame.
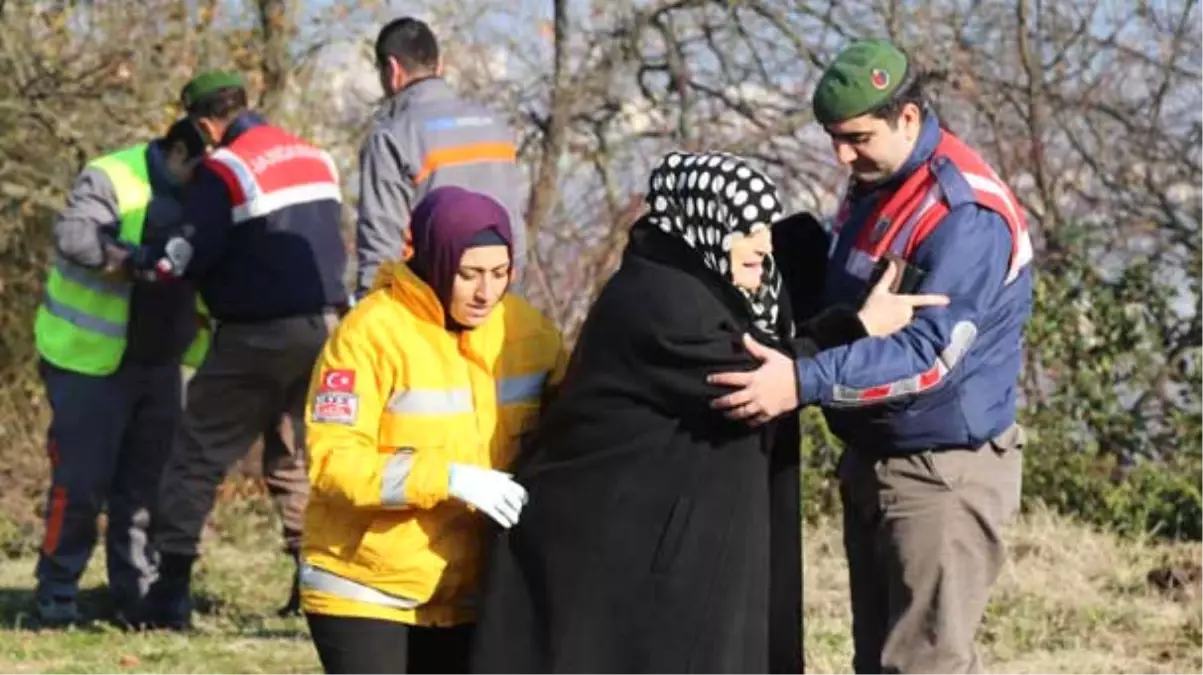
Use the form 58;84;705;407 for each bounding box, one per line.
799;414;1202;542
798;230;1201;543
799;408;842;524
1021;429;1202;541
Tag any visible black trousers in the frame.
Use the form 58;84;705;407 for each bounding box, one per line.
306;613;473;674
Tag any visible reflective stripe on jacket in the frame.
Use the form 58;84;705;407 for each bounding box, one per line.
34;144;210;375
205;125;342;224
300;262;567;626
811;115;1035;451
183;114;349;321
354;78;526;295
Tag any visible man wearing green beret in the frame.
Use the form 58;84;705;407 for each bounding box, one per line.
708;40;1034;673
178;70;246;111
138;69;349;629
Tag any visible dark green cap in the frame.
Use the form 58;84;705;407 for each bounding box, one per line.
812;39;909;125
180;69;245;110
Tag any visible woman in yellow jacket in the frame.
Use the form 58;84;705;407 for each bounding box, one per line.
298;186;566;674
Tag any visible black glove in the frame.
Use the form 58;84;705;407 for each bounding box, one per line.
118;243;159;281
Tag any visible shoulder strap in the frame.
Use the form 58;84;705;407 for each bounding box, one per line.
903;130;1033;284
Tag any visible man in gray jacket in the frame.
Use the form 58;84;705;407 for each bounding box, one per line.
32;118;208;626
356;16;527;296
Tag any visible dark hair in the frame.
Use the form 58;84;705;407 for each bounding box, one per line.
869;63;926;128
374;17;440;74
187;87;248;123
164;118;207;159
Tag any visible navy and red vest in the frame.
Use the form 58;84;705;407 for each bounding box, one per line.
193;116;348;321
819;123;1035;452
832;129;1032;403
206;124;343;225
835;130;1032;294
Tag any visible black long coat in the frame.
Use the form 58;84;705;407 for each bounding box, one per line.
766;211;849;673
471;216;860;674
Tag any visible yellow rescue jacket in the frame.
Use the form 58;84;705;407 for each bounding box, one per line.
300;262;567;626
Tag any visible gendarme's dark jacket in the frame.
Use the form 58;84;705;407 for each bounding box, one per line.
183;112;348;321
470;216;862;673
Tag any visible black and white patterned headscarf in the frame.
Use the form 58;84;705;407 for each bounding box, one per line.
646;151;790;340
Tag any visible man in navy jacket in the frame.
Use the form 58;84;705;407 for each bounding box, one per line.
140;70;348;630
710;41;1034;673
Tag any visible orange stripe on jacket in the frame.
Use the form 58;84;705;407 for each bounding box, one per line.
413;142;517;184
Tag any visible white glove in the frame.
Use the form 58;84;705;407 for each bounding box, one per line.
154;237;193;278
447;464;528;529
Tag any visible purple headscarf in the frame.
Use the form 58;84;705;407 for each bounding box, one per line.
408;186;514;323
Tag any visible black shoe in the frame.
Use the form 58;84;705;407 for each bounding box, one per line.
35;595;81;627
134;553;195;631
276;551;301;617
110;604;137;631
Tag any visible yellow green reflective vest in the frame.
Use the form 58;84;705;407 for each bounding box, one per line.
34;143;212;376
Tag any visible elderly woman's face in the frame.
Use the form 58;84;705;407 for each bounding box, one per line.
728;225;772;291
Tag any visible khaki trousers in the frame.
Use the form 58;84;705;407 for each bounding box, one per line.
838;425;1024;674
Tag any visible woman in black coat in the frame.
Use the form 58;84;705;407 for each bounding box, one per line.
766;209;845;674
471;152;865;674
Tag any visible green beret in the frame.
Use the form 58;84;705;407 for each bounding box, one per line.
180;69;245;110
812;39;909;126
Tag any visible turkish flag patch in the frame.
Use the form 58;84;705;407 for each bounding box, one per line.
319;369;356;393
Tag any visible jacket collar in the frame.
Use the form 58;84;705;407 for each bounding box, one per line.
386;76;452;109
386;261;508;358
218;111;267;147
386;262;446;324
896;112;942;180
145;140;181;196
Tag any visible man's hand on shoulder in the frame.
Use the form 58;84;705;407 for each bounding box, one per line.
706;334;799;426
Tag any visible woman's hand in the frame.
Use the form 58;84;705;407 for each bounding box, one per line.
857;259;950;337
448;464;529;528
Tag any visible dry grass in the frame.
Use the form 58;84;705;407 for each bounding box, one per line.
0;495;319;674
803;504;1203;674
0;493;1197;673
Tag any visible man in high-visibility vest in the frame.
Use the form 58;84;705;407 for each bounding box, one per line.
32;117;210;627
